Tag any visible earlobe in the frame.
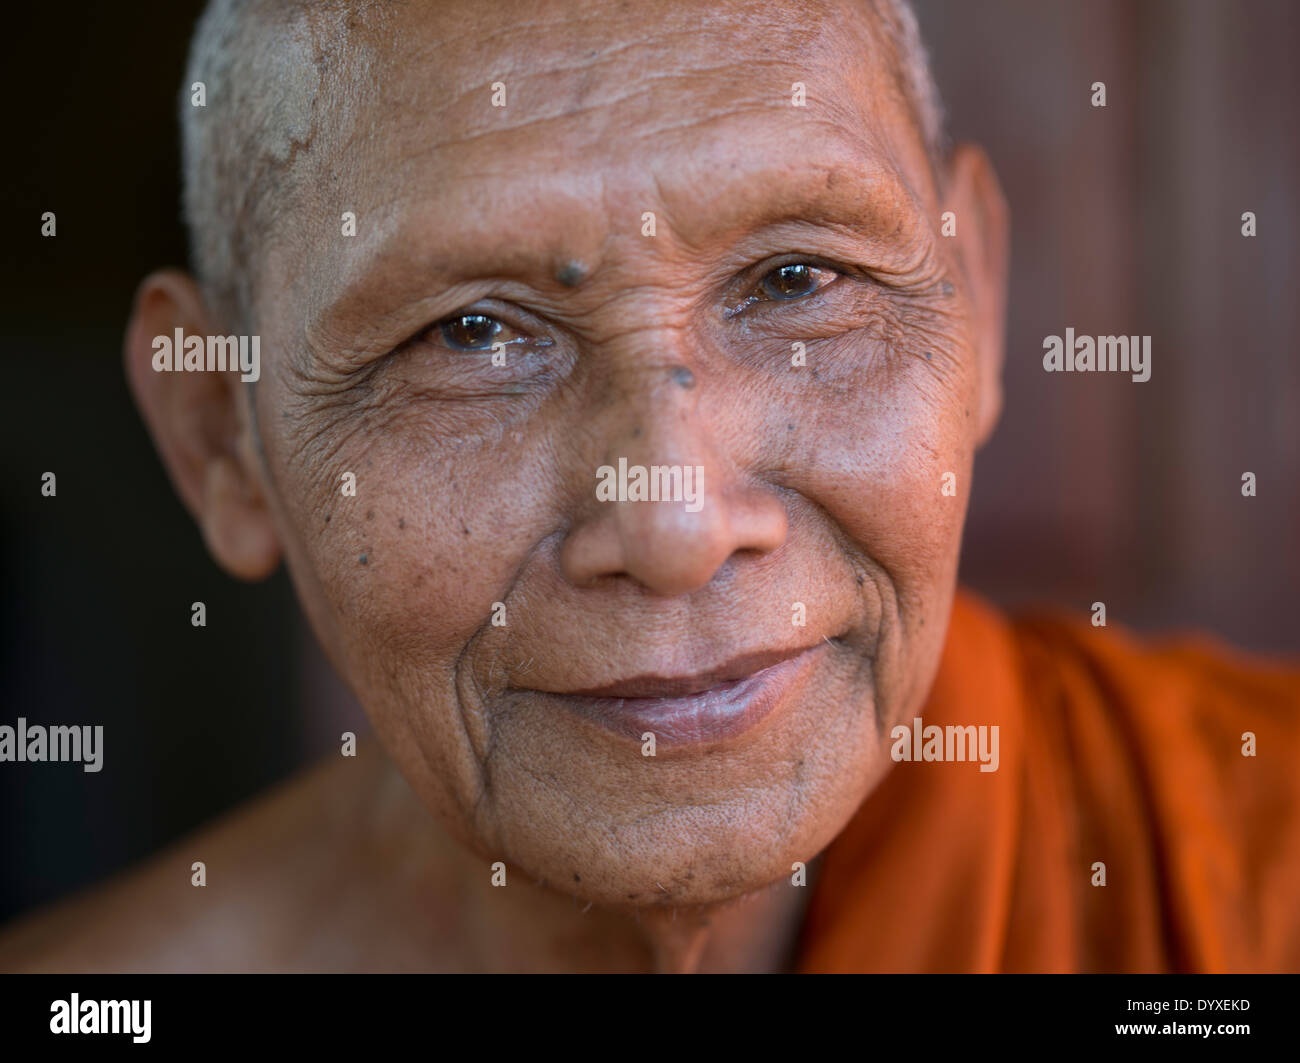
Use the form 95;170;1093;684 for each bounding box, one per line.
201;454;282;581
123;270;282;581
942;143;1009;448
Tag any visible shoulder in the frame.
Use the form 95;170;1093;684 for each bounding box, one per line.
1003;600;1300;970
0;742;429;972
1006;602;1300;768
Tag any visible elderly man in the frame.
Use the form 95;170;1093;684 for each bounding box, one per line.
1;0;1297;973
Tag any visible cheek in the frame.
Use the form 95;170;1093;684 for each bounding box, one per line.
265;383;555;698
777;332;978;606
777;339;977;727
264;401;570;841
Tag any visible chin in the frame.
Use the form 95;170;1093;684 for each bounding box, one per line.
494;752;887;910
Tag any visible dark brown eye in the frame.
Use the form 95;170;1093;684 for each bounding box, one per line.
760;263;821;300
439;313;502;350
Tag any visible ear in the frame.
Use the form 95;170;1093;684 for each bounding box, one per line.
123;270;281;580
942;143;1009;448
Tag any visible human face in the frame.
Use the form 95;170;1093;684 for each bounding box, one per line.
247;0;1001;907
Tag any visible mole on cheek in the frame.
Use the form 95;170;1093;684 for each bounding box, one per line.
670;366;695;389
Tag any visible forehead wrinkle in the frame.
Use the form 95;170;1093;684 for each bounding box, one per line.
352;0;874;163
645;114;920;244
432;57;798;147
360;45;801;182
386;0;828;82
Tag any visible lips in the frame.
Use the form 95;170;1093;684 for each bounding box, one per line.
519;642;828;746
560;647;815;699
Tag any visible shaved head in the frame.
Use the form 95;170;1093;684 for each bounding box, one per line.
179;0;945;333
179;0;393;331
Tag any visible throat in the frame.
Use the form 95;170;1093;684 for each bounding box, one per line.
636;871;819;974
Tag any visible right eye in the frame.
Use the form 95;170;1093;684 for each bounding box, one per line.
435;312;510;351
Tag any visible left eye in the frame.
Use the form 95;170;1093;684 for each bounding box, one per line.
758;263;833;301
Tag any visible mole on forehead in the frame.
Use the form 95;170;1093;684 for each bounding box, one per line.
556;261;587;287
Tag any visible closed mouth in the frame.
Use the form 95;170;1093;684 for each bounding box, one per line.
554;646;818;700
518;642;831;746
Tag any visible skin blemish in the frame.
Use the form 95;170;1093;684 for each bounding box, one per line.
398;517;405;529
556;260;586;287
367;509;375;520
359;553;368;565
670;366;695;389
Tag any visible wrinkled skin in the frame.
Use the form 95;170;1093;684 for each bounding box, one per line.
112;0;1007;971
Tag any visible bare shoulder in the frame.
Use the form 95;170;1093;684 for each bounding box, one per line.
0;741;449;972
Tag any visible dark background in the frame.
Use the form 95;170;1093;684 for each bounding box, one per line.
2;0;1297;924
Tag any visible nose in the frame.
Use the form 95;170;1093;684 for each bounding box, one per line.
559;369;788;596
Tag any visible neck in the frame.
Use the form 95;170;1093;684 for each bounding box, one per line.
633;883;815;973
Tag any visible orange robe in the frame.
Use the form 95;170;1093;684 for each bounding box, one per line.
796;589;1300;972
